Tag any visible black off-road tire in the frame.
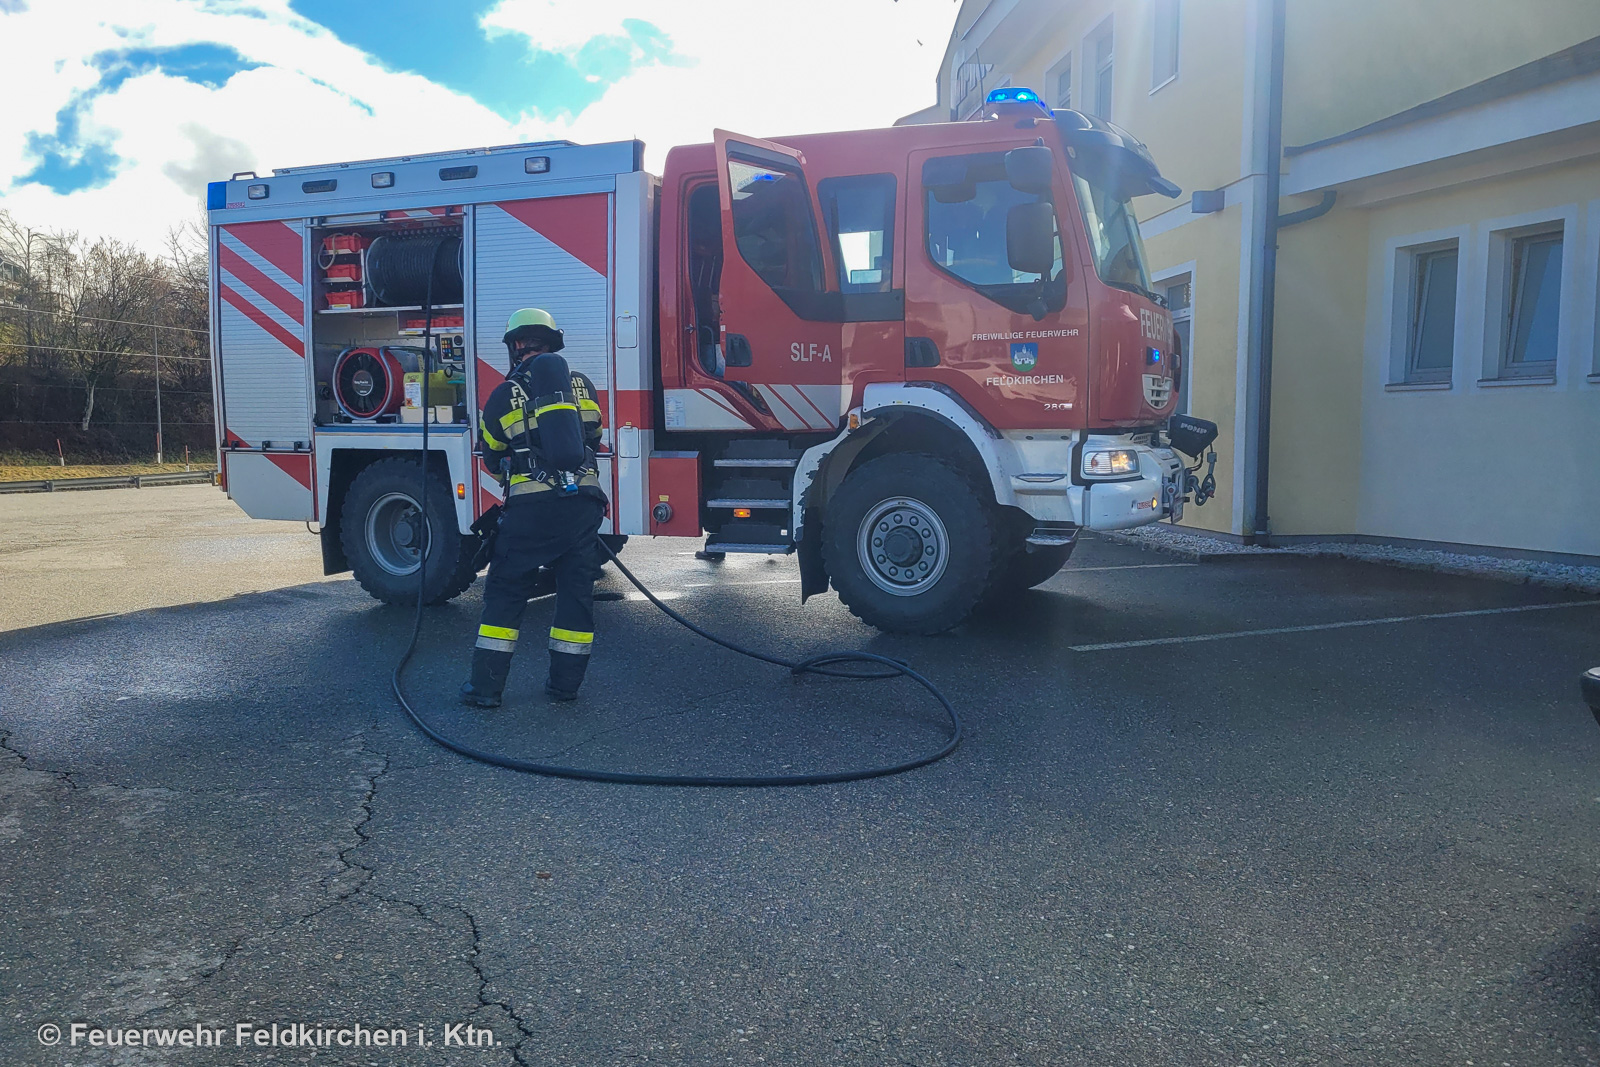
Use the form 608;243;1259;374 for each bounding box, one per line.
340;457;480;606
822;453;995;635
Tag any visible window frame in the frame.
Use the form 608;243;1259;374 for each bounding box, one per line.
1500;228;1563;378
1402;240;1459;385
1151;261;1195;414
1047;51;1073;110
724;150;827;298
1150;0;1179;93
817;172;898;295
920;151;1068;318
1086;17;1114;118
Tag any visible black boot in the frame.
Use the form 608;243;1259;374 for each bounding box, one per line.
460;648;512;708
546;650;589;701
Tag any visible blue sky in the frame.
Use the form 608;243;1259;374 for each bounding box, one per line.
0;0;960;248
287;0;683;122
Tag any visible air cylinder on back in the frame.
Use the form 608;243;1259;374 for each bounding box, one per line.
525;353;586;474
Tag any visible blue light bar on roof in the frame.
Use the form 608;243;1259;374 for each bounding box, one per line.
987;86;1041;104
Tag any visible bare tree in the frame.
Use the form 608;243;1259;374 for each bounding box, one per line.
0;212;170;430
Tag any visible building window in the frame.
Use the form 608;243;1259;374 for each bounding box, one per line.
818;174;896;293
1501;229;1562;377
1087;19;1114;118
1404;244;1457;383
953;52;993;119
1048;54;1073;109
1151;0;1179;90
1164;275;1192;412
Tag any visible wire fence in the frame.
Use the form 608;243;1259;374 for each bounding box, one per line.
0;302;208;334
0;340;211;361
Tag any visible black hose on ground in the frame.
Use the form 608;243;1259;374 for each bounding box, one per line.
392;537;963;787
390;291;962;785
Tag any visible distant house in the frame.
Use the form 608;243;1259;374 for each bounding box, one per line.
904;0;1600;564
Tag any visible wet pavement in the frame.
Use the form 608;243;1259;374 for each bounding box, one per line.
3;486;1600;1065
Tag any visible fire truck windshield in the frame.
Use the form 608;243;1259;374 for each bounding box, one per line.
1071;170;1153;298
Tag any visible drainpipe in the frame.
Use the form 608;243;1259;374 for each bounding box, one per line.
1245;0;1286;546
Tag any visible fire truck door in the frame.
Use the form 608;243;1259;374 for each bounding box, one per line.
712;130;848;432
214;218;315;520
903;147;1089;431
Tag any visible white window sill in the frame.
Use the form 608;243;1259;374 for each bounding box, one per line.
1588;373;1600;384
1149;73;1178;95
1476;375;1556;387
1385;381;1451;392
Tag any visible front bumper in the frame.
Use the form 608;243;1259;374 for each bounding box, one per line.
1003;437;1187;531
1078;446;1186;531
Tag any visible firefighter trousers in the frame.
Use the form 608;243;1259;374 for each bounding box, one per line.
469;492;606;699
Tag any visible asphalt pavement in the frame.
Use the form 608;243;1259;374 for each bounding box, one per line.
3;485;1600;1065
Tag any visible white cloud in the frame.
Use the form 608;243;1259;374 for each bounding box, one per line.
0;0;960;250
479;0;656;54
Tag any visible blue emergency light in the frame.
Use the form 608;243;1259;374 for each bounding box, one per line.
986;86;1041;104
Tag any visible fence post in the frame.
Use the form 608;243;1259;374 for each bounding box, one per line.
153;324;163;465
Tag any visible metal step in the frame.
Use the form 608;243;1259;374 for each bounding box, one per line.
704;518;792;556
713;457;799;468
700;542;796;555
706;497;790;509
717;439;804;462
1026;526;1079;547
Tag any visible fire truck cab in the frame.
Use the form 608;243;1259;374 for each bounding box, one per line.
205;88;1217;634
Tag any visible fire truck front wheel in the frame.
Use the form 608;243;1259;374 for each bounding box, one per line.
823;453;995;635
340;457;479;606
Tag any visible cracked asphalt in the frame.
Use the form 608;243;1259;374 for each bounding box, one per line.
4;485;1600;1065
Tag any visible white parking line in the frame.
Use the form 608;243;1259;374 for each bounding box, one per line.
682;578;801;587
1070;598;1600;652
1061;563;1198;573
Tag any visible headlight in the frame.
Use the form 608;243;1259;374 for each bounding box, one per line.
1083;449;1139;477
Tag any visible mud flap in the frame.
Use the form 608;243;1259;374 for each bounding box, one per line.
797;514;829;603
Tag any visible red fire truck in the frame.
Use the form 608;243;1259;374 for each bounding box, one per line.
205;87;1217;634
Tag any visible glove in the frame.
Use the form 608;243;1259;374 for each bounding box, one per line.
469;504;503;571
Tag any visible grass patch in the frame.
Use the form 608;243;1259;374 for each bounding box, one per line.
0;462;217;482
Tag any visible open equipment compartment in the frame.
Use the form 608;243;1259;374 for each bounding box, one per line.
309;211;471;430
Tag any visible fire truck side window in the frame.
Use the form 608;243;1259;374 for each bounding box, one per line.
727;159;824;295
923;153;1066;316
818;174;896;294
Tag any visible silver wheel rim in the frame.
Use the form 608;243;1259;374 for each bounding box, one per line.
857;497;949;597
366;491;426;576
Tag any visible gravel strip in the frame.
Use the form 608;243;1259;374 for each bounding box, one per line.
1105;523;1600;595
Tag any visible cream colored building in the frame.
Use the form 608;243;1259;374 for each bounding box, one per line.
903;0;1600;562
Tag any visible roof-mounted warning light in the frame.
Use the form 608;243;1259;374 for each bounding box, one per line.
979;86;1053;121
987;86;1041;105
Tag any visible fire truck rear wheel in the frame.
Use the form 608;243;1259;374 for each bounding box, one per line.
340;457;478;606
823;453;994;635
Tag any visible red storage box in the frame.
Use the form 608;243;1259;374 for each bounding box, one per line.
322;233;368;256
323;263;362;281
400;312;464;332
325;290;366;310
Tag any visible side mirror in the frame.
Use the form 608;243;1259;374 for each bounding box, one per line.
1005;202;1057;276
1004;146;1054;194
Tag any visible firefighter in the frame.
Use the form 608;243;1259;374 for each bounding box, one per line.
461;308;607;707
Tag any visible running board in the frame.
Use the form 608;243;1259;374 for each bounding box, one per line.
713;458;799;468
706;498;791;509
702;542;796;555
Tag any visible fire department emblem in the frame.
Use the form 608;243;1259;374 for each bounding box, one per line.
1009;343;1038;372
